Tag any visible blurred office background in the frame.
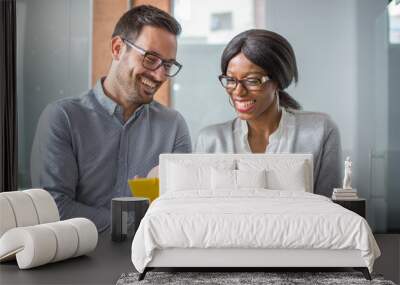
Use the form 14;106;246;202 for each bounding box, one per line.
16;0;400;234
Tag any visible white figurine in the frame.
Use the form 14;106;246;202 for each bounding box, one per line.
343;156;352;189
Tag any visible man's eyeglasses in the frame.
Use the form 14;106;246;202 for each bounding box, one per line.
122;38;182;77
218;75;270;91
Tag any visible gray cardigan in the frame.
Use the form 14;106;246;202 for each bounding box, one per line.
195;109;342;197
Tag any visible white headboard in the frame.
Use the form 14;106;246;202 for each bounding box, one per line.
159;153;313;194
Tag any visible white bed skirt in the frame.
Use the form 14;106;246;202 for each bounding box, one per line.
148;248;366;268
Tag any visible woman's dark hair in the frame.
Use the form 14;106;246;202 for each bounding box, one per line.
221;29;301;110
112;5;181;41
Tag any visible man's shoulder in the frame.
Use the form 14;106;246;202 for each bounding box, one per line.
39;91;98;128
42;90;100;122
47;90;95;112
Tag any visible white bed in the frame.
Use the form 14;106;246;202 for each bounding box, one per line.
131;154;380;280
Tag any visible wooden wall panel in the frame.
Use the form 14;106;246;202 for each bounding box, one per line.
133;0;170;12
92;0;128;86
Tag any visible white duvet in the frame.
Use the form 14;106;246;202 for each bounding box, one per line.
131;190;380;273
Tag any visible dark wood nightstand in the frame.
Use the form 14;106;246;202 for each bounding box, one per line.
332;198;366;218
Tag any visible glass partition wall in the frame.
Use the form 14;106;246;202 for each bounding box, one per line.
16;0;92;188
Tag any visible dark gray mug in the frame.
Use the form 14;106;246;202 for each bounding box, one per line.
111;197;149;242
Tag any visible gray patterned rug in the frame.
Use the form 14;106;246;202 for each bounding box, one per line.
116;271;396;285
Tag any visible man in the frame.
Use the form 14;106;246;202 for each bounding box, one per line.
30;5;191;232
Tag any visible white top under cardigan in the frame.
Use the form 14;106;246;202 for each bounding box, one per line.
195;108;342;197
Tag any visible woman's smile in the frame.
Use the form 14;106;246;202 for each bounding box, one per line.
234;99;257;113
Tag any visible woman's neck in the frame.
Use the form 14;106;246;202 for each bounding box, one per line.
247;100;282;139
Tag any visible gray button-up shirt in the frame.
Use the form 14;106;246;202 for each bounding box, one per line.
31;79;192;232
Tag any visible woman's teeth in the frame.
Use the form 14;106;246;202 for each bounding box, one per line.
235;100;256;110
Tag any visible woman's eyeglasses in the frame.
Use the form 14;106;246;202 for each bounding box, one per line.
218;75;270;91
122;38;182;77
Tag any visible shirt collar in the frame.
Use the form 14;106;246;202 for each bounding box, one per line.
93;77;146;122
269;107;287;141
93;78;118;116
236;107;293;152
239;107;288;138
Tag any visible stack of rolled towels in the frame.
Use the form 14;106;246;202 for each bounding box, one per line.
332;188;358;200
0;189;98;269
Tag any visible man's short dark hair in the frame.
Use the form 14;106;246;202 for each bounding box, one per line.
112;5;181;41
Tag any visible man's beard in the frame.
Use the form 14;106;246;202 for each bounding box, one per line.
116;70;144;104
124;83;140;102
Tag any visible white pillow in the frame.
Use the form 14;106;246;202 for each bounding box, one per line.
211;168;236;190
166;159;235;192
266;166;306;191
236;169;267;188
238;158;309;192
211;168;267;190
167;163;209;191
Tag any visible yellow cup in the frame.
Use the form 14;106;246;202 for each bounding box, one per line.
128;178;159;202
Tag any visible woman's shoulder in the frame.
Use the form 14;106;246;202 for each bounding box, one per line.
289;109;338;132
197;118;237;137
287;110;341;163
195;118;237;153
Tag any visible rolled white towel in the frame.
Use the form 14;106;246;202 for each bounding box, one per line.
24;189;59;224
0;191;39;228
66;218;98;257
0;189;59;238
42;221;79;262
0;225;57;268
0;196;17;237
0;218;98;269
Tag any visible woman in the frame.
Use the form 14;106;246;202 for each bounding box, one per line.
195;29;342;197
